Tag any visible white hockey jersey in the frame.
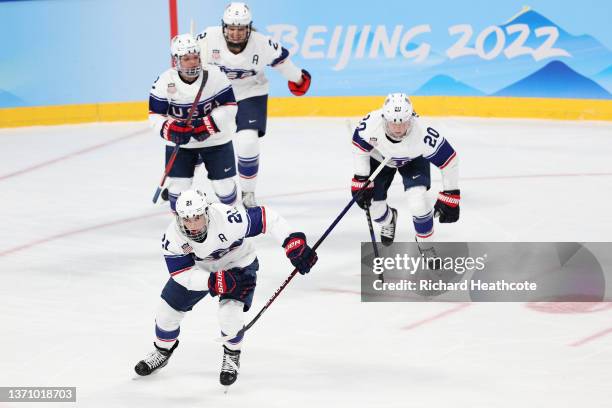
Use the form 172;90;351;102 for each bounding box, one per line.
148;64;238;148
352;109;459;190
161;203;292;292
196;26;302;101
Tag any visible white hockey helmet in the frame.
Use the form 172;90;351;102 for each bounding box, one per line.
171;33;202;78
381;93;415;141
222;2;252;49
175;189;209;242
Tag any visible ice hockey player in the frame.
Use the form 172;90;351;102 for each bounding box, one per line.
149;33;239;211
134;189;318;387
196;2;312;207
350;93;460;253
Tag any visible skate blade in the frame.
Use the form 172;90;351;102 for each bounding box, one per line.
131;371;156;380
131;372;149;381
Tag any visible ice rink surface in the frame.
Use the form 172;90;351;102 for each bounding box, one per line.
1;117;612;407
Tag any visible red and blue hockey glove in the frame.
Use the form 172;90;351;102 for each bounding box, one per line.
351;175;374;210
208;269;256;299
434;190;460;223
288;69;311;96
192;115;219;142
161;119;193;145
282;232;318;274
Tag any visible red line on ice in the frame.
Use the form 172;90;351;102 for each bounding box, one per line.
569;327;612;347
261;172;612;200
0;212;166;257
401;303;471;331
3;170;612;257
0;129;147;182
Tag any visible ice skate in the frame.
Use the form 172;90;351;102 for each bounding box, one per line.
380;208;398;246
416;240;440;270
134;340;179;376
242;191;258;208
220;345;241;387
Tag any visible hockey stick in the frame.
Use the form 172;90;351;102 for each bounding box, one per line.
152;70;209;204
364;201;384;283
346;118;383;282
217;155;392;343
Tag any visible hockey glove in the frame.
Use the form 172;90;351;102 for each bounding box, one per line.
351;175;374;210
434;190;460;223
283;232;318;274
288;69;311;96
191;115;220;142
161;119;193;145
208;269;256;299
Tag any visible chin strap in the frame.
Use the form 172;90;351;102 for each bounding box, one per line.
226;41;247;53
384;133;404;143
223;24;251;53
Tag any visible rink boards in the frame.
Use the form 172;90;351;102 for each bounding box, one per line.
2;96;612;128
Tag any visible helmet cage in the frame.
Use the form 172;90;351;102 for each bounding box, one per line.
222;22;252;48
174;55;202;78
381;93;415;141
171;34;202;78
222;3;252;49
175;190;209;243
383;114;415;141
176;212;208;243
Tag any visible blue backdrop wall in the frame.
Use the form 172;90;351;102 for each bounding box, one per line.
1;0;611;108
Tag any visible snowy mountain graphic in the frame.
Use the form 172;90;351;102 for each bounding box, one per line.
426;6;612;96
413;75;484;96
496;7;612;75
0;90;26;107
493;60;611;99
593;65;612;93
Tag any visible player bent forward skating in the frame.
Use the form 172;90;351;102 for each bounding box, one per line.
134;189;318;386
350;93;461;255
